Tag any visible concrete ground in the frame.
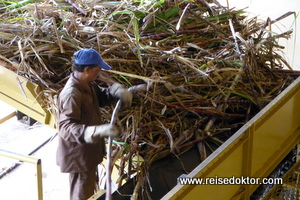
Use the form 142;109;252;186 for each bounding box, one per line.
0;100;69;200
0;100;116;200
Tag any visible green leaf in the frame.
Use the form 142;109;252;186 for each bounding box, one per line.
1;0;34;10
157;6;180;20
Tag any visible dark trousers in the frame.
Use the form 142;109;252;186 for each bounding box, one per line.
69;169;98;200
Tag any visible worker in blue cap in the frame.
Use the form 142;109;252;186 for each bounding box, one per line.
56;48;132;200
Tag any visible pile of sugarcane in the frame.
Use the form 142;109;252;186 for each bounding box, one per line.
0;0;297;199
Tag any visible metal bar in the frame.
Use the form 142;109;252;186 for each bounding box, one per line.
0;136;51;179
36;159;43;200
0;149;39;164
0;111;16;124
0;149;43;200
106;100;122;200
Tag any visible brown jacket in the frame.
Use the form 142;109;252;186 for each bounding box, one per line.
56;73;115;173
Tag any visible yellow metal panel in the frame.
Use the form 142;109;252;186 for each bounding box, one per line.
179;142;246;200
162;77;300;200
250;82;300;186
0;61;56;129
164;131;251;200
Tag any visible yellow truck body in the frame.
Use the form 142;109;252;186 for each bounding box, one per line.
1;60;300;199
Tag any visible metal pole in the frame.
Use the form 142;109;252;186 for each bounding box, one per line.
105;86;135;199
36;159;43;200
0;149;43;200
106;100;122;200
0;136;51;179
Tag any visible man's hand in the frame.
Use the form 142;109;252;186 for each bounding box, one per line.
84;124;119;143
110;83;133;108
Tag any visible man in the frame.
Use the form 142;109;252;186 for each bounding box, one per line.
56;48;132;200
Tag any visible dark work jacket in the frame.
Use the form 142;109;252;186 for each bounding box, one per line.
56;73;115;173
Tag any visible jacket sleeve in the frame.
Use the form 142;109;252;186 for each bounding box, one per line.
94;84;118;107
57;88;86;144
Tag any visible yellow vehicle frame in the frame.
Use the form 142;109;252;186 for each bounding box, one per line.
162;77;300;199
0;60;56;129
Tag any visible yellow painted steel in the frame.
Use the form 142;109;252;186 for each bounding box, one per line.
162;77;300;200
0;61;56;129
0;111;16;124
0;149;43;200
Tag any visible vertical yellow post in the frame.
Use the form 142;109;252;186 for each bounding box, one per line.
0;149;44;200
36;159;43;200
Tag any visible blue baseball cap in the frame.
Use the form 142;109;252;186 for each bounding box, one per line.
74;49;111;70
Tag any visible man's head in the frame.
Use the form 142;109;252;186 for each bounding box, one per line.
73;49;111;72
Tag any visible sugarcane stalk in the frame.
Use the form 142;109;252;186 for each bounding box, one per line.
66;0;86;15
203;19;244;135
16;77;27;100
0;1;296;199
117;157;126;187
179;129;230;150
176;3;190;30
248;11;295;35
52;17;65;54
127;154;132;181
131;172;143;200
146;96;246;117
154;125;238;161
195;131;207;161
141;29;216;39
